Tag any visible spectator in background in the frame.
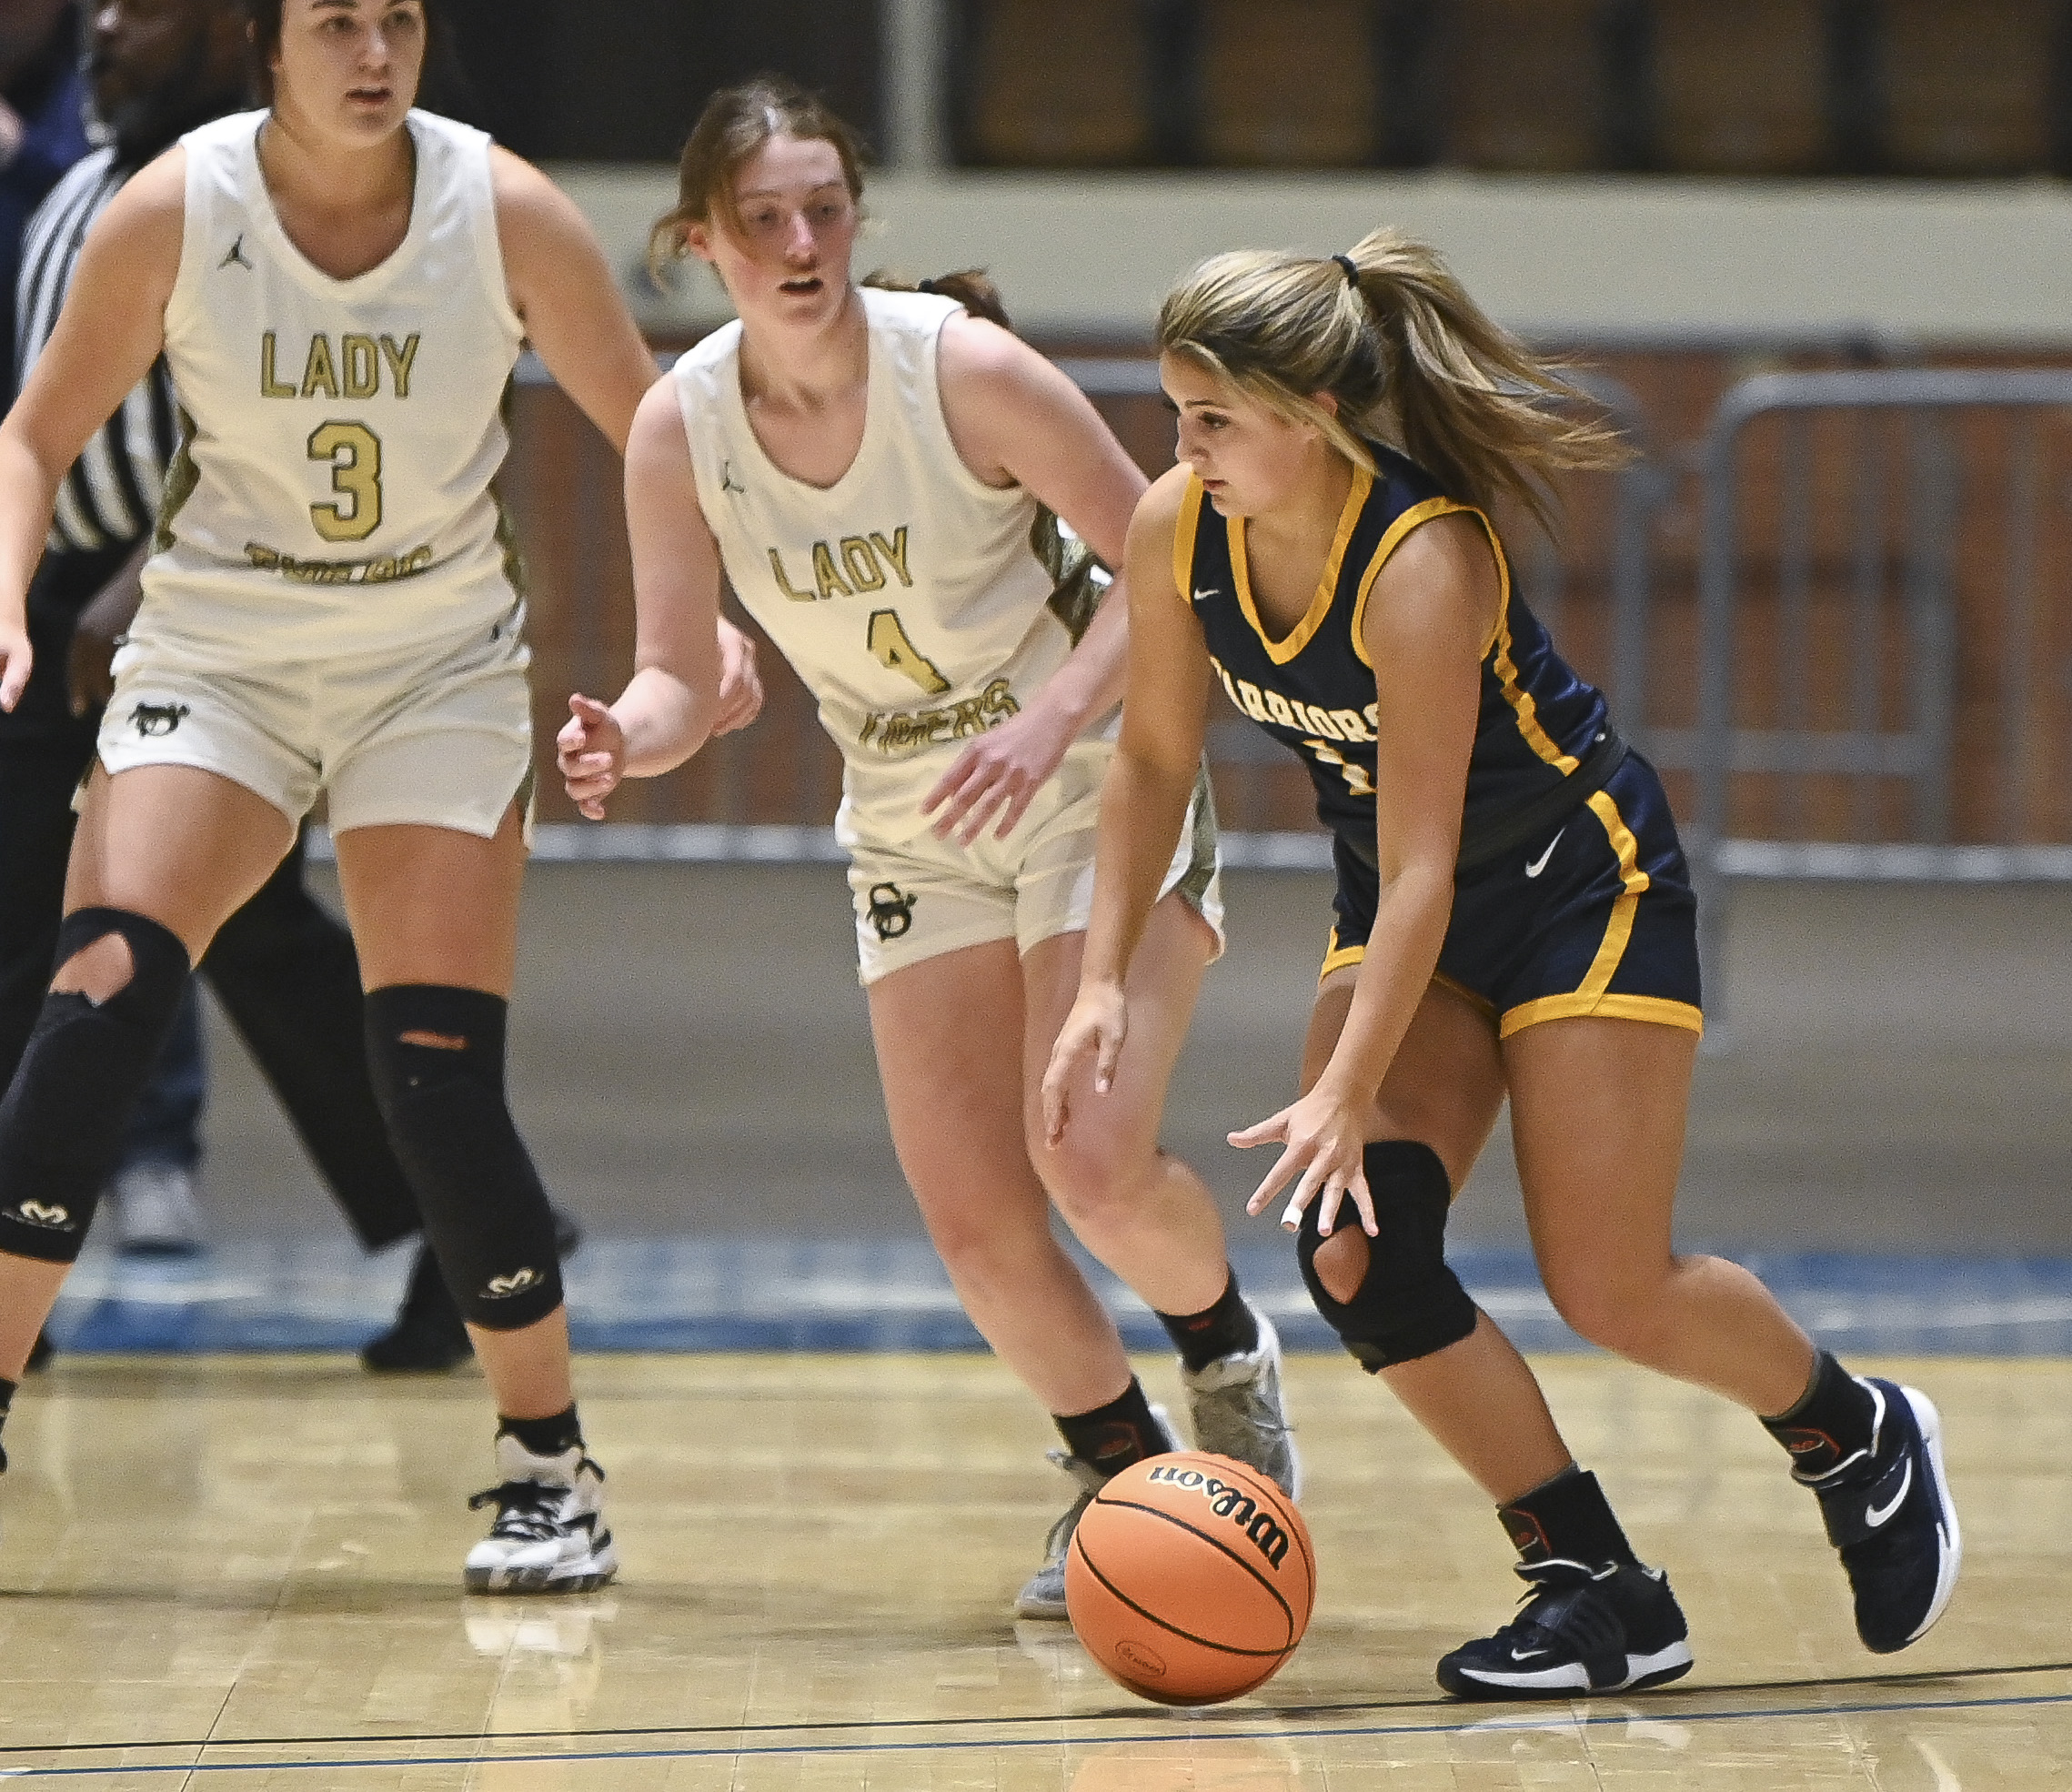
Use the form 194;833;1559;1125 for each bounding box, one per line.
0;0;89;418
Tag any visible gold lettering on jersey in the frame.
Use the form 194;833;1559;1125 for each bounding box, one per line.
1262;689;1296;728
810;541;852;601
870;529;912;587
301;335;340;399
857;677;1019;754
766;528;913;602
261;331;421;399
341;334;380;400
379;334;420;398
1308;740;1377;797
1234;678;1269;724
840;538;885;591
244;539;435;584
260;332;297;398
768;549;817;603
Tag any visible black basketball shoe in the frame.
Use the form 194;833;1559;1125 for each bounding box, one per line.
1801;1378;1960;1653
1436;1558;1694;1700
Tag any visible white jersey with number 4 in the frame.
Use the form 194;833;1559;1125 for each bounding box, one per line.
139;108;526;669
674;288;1080;784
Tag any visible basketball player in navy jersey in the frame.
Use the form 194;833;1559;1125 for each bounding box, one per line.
1045;234;1959;1696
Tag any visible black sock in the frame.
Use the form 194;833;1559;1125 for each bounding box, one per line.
1158;1270;1260;1373
1499;1465;1637;1569
1055;1377;1166;1475
0;1375;15;1474
1760;1350;1878;1479
498;1404;582;1459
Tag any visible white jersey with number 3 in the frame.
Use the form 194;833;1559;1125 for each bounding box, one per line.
139;108;526;668
674;289;1076;786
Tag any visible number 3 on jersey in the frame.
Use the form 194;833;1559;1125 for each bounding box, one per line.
869;608;950;694
308;421;382;543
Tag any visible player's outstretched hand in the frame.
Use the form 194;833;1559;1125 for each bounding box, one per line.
1232;1084;1381;1240
713;619;764;736
1041;981;1130;1146
558;692;626;821
921;705;1076;846
0;621;29;714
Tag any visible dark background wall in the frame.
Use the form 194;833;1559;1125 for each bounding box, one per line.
438;0;884;163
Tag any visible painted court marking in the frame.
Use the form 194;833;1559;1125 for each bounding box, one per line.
3;1672;2068;1778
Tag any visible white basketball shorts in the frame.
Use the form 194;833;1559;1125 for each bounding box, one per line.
838;734;1224;986
96;616;533;841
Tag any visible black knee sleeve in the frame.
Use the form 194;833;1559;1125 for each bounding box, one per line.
0;908;191;1262
1296;1139;1477;1373
365;985;562;1331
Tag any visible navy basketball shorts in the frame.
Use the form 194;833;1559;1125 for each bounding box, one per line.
1321;752;1704;1040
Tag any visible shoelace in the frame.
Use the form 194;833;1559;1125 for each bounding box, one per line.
468;1479;565;1542
1195;1380;1293;1440
1489;1562;1625;1657
1041;1452;1110;1562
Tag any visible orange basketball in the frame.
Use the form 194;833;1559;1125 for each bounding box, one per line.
1064;1451;1314;1706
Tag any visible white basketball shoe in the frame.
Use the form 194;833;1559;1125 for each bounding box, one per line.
464;1435;619;1595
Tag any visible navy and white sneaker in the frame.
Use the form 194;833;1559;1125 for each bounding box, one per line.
1436;1558;1693;1701
1801;1379;1960;1653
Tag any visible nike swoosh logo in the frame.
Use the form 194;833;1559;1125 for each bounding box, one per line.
1524;829;1565;878
1509;1647;1548;1661
1866;1459;1912;1527
1192;588;1218;604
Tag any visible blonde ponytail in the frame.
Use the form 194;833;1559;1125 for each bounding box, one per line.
1157;229;1628;534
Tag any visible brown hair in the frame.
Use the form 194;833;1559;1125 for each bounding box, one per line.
649;76;870;279
860;267;1011;330
240;0;463;112
1157;229;1627;535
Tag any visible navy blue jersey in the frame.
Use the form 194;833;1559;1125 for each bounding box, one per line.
1177;446;1611;856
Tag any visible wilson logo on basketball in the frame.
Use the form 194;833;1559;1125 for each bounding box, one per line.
1113;1640;1167;1679
1142;1464;1292;1568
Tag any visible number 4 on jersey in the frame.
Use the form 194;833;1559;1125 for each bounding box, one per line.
869;608;950;694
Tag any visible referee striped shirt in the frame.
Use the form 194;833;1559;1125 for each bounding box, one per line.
15;146;181;557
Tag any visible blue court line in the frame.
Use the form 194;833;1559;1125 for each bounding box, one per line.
6;1686;2071;1778
42;1240;2072;1357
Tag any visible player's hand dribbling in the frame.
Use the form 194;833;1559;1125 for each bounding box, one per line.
713;619;764;736
1041;980;1130;1145
558;692;626;820
921;704;1076;846
1232;1083;1382;1240
0;622;29;713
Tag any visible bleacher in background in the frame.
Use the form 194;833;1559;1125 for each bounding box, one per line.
946;0;2072;176
437;0;2072;179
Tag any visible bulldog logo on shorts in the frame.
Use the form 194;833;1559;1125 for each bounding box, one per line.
10;1201;73;1230
484;1267;540;1299
866;882;917;942
131;702;191;739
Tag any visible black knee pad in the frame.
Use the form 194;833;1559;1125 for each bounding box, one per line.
0;908;191;1262
365;985;562;1331
1296;1139;1477;1373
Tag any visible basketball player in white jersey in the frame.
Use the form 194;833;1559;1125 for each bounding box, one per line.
0;0;757;1592
557;77;1297;1619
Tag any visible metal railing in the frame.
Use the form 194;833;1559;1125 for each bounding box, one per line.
1690;368;2072;1029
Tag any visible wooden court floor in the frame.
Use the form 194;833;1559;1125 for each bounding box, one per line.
0;1351;2064;1788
